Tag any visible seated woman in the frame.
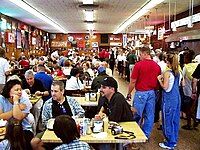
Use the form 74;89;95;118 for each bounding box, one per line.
65;67;84;90
0;118;27;150
53;115;90;150
0;79;33;149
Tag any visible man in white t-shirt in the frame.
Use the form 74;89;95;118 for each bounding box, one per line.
0;48;10;92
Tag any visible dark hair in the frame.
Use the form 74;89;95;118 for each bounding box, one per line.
70;67;80;77
0;47;5;57
1;80;22;99
5;118;26;150
53;115;80;144
184;50;195;63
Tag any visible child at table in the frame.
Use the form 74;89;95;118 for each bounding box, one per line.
0;118;27;150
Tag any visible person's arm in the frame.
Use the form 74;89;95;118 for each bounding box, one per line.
98;106;106;119
41;101;51;129
35;91;49;97
191;78;198;100
0;109;13;120
158;71;170;90
127;78;136;100
12;95;27;120
69;97;85;117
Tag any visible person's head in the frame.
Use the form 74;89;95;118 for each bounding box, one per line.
139;46;151;60
1;79;22;100
0;47;5;57
51;81;65;102
53;115;80;144
64;60;71;67
5;118;26;150
70;67;80;77
166;52;179;76
98;66;106;74
25;70;35;86
184;50;195;64
37;64;45;72
100;77;118;99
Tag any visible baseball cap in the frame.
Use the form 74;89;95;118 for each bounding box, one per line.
101;77;118;90
98;66;106;73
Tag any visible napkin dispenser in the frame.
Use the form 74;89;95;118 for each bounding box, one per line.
85;92;97;101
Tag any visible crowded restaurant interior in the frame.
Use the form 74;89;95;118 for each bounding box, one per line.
0;0;200;149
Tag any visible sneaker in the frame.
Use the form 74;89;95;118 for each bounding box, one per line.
181;125;193;130
159;142;174;149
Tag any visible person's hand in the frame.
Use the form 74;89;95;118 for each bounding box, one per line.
126;94;132;101
35;91;42;96
19;103;27;110
191;93;197;100
11;94;20;103
24;89;31;95
157;75;162;81
98;112;106;119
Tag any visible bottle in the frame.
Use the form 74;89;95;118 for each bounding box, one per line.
103;116;109;132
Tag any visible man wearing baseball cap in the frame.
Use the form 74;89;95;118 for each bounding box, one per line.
98;77;133;122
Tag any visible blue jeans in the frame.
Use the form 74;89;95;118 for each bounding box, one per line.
133;90;156;138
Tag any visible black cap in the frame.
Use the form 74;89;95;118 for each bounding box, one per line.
101;77;118;90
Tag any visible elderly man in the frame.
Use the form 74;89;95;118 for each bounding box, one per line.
127;46;161;138
42;81;85;128
22;69;49;129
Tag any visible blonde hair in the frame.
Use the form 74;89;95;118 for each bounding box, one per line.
166;52;179;76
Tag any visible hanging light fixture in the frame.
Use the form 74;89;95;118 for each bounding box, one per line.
187;0;194;28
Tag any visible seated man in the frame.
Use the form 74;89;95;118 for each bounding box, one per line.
98;77;134;122
42;80;85;129
22;69;49;128
53;115;90;150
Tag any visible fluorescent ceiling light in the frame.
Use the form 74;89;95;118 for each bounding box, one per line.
113;0;165;34
84;10;94;21
8;0;67;33
86;23;94;30
83;0;93;5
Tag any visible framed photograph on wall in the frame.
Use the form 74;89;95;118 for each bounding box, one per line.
16;29;22;48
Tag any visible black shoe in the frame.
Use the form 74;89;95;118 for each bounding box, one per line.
181;125;193;130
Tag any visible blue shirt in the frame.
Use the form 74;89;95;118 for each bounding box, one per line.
42;96;85;128
0;95;33;132
35;72;53;91
54;139;90;150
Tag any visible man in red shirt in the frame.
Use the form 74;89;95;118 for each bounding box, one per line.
127;46;161;139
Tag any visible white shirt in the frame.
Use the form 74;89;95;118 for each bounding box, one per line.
65;76;84;90
0;57;9;84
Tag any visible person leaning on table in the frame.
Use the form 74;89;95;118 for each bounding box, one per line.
98;77;134;122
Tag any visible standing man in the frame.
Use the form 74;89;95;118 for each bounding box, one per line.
0;48;10;92
127;46;161;138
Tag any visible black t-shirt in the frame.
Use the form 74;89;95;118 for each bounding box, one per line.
192;64;200;94
102;92;133;122
22;78;46;94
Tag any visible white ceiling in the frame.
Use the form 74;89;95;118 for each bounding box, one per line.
0;0;200;33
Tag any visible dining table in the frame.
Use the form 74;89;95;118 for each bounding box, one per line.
41;121;147;149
